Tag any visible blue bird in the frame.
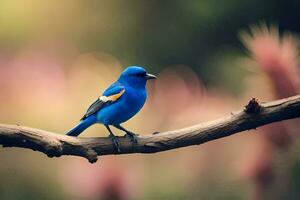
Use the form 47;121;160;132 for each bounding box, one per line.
66;66;156;152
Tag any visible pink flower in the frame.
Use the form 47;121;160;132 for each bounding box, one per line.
241;24;299;98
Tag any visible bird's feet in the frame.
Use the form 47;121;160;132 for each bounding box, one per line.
109;134;121;153
125;131;139;144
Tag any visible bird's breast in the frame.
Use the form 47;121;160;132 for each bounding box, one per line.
121;88;147;115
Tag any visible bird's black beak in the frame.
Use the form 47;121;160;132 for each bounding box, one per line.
145;73;157;80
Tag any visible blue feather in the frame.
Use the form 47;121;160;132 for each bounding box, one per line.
66;115;97;136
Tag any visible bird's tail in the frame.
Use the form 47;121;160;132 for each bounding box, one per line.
66;116;96;137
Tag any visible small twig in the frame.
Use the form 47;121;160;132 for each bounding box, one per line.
244;98;261;113
0;95;300;163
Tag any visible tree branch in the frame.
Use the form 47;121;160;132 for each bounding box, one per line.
0;95;300;163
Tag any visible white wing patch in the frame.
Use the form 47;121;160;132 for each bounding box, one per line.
98;89;125;102
99;96;109;102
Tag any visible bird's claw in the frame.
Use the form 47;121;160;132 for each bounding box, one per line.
109;134;121;153
125;132;139;144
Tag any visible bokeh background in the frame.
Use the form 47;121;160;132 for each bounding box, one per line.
0;1;300;199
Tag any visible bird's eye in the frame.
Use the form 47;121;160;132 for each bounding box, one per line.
136;72;146;77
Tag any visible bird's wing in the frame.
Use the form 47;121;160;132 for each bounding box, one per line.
80;83;125;120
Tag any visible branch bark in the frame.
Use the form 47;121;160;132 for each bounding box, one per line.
0;95;300;163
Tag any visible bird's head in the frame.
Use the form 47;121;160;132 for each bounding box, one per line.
118;66;156;88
